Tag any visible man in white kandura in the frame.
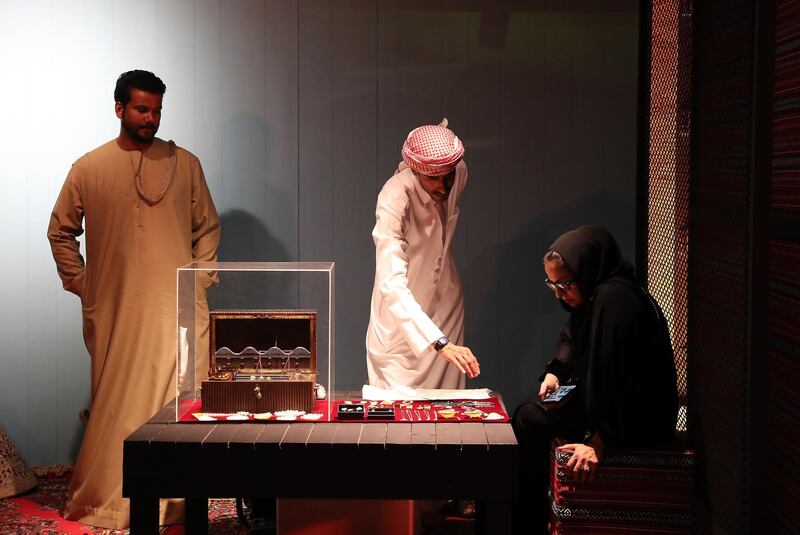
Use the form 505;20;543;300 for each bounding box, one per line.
366;119;480;389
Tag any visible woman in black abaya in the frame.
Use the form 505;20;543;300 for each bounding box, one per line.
512;225;678;533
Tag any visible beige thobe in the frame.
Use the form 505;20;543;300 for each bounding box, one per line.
47;138;220;529
366;160;468;389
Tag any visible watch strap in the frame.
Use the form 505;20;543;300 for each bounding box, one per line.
434;336;449;351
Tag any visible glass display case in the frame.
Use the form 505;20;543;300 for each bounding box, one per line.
176;262;334;421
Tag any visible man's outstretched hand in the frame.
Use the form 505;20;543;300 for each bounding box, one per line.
436;343;480;378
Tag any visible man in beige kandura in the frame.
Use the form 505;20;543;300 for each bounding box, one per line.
47;70;220;529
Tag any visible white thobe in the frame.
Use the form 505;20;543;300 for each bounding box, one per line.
366;160;468;389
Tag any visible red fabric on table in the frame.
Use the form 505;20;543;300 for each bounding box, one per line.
177;399;510;423
179;399;331;422
334;399;509;423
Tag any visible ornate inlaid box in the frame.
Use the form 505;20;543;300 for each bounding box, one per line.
177;261;334;421
201;310;317;413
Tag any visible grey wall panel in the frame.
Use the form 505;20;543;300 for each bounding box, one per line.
158;0;197;150
55;291;88;465
439;6;471;389
194;0;224;205
265;0;300;263
297;0;336;367
331;0;379;387
298;0;335;265
0;0;31;461
0;0;639;464
219;0;269;261
376;0;402;191
441;6;471;276
111;0;159;74
394;2;445;135
54;0;109;466
28;155;59;466
22;1;55;467
491;2;550;402
596;13;639;255
440;5;470;133
82;1;116;131
459;7;505;392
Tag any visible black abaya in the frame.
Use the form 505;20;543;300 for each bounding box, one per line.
512;226;679;533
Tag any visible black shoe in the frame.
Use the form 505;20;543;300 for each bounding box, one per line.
438;499;475;518
242;498;277;535
249;516;277;535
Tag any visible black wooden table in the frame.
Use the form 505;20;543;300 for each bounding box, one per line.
123;397;518;534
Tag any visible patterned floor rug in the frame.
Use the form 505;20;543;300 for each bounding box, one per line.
0;466;247;534
1;467;474;534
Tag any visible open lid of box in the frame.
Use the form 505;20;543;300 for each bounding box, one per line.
209;310;317;371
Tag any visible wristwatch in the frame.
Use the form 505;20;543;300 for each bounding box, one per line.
433;336;449;351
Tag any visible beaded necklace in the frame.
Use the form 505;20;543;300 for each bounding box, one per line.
131;140;177;206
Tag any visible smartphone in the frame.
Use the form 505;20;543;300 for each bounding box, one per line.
542;384;576;404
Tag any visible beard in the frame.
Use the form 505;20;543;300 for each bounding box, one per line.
121;112;158;144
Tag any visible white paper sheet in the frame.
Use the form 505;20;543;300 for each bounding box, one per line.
361;384;493;401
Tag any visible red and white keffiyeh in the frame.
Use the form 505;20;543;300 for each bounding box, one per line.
402;124;464;177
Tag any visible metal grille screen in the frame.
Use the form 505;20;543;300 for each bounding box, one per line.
647;0;691;432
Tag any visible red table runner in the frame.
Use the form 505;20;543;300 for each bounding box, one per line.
179;398;510;423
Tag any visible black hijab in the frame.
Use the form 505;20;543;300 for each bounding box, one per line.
547;225;636;308
544;225;678;448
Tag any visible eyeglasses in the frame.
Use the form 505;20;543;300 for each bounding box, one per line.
544;278;575;292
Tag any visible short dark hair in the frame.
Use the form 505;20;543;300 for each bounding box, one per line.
114;70;166;106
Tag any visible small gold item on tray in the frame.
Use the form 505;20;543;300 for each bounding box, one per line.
438;408;456;419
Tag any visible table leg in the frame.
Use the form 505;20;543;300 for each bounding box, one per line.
475;500;512;535
185;496;209;534
129;496;159;535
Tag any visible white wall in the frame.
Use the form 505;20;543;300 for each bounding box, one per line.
0;0;639;464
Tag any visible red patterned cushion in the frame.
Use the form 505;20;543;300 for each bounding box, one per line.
550;438;695;534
